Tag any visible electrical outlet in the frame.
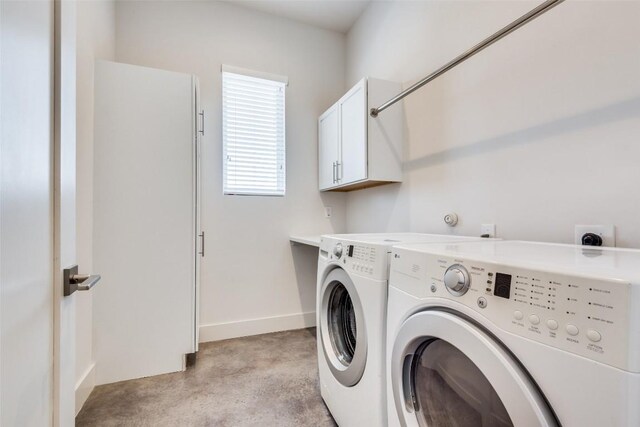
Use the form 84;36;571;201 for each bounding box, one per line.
324;207;332;218
481;224;496;238
574;225;615;247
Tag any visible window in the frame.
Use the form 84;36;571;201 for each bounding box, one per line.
222;69;286;196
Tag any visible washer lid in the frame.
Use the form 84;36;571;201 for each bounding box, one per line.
391;309;557;427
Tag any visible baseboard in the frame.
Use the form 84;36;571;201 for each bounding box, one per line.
199;311;316;342
75;362;96;416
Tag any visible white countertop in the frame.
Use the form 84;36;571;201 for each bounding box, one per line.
289;235;321;247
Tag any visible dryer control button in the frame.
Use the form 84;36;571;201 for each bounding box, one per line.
546;319;559;330
587;329;601;342
528;315;540;325
443;264;470;296
333;243;343;258
513;311;524;320
477;297;487;309
566;324;579;336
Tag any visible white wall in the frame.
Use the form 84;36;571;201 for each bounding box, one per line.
75;0;115;413
345;1;640;248
114;1;347;341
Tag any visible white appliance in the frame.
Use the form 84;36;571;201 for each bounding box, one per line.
386;240;640;427
316;233;490;426
93;61;202;384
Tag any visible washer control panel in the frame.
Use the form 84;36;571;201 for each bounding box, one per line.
391;249;632;370
322;238;385;279
346;244;380;277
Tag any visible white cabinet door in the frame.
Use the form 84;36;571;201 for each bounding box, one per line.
338;79;367;185
93;61;198;384
318;104;340;190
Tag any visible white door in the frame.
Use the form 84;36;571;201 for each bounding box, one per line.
1;1;55;425
318;104;340;190
93;61;200;384
1;1;78;425
338;79;367;185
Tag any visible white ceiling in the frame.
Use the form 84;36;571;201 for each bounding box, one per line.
230;0;371;34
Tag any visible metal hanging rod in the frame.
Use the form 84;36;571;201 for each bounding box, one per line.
369;0;565;118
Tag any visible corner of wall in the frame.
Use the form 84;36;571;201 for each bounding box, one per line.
75;0;118;415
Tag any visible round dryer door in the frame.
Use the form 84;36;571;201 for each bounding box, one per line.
319;268;367;387
391;310;557;427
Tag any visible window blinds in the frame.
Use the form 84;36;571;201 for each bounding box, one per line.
222;71;286;196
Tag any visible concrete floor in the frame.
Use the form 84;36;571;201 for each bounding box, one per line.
76;328;336;427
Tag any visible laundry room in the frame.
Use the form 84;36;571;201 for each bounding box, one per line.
2;0;640;426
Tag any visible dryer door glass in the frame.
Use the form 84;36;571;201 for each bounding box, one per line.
391;310;555;426
328;283;357;365
412;339;512;427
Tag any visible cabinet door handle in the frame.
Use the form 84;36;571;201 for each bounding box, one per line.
336;161;342;182
198;111;205;135
199;232;205;257
332;161;337;183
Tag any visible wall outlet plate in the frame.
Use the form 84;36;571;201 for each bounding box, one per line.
574;225;615;247
324;207;332;218
481;224;496;238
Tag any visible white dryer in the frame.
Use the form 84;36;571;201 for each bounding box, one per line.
386;240;640;427
316;233;489;427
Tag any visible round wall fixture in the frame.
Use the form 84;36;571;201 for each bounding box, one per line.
581;233;603;246
444;213;459;227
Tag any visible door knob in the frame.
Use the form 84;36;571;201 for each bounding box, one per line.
63;265;102;296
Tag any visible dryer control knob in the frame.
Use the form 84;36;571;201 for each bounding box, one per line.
444;264;470;296
333;243;343;258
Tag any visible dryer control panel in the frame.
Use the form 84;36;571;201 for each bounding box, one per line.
390;248;634;371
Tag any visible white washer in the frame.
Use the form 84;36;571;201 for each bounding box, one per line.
316;233;489;427
387;240;640;427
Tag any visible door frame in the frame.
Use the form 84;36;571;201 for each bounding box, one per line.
192;76;202;352
53;0;78;424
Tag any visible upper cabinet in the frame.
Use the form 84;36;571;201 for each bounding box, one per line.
318;103;340;191
318;77;404;192
338;80;367;186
